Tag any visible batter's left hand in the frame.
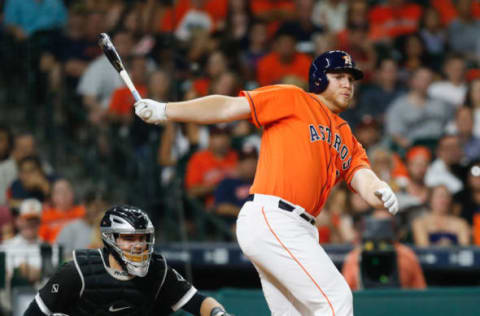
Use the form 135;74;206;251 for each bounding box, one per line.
375;187;399;215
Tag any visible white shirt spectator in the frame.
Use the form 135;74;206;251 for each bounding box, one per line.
428;81;467;108
425;159;463;194
77;56;124;109
0;158;17;205
312;0;347;32
474;108;480;138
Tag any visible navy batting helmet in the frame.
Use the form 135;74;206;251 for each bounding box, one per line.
309;50;364;94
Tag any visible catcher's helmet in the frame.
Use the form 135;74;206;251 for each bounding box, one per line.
309;50;364;94
100;205;155;277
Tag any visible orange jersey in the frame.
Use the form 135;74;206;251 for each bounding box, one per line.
240;85;370;216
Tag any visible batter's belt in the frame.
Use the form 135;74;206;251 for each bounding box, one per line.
247;194;316;226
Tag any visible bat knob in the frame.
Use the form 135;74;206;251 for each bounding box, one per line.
97;33;111;47
143;109;153;120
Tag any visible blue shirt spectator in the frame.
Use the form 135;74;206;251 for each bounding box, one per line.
4;0;67;36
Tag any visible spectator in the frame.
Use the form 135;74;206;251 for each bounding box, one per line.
214;146;258;234
368;0;423;43
7;156;54;209
425;134;465;194
38;178;86;244
56;190;110;260
187;50;229;98
222;0;254;51
453;160;480;227
353;117;382;151
464;78;480;138
10;132;54;175
157;0;228;38
368;146;405;192
355;58;406;124
431;0;480;26
256;25;312;86
342;210;427;290
185;124;238;208
250;0;295;25
279;0;323;53
3;0;67;40
107;55;149;125
49;8;103;95
412;185;471;246
447;0;480;62
77;29;134;126
312;0;347;33
453;107;480;163
349;192;374;229
397;146;432;210
419;7;447;69
0;126;14;206
1;199;44;295
386;67;453;153
396;33;431;83
240;20;269;84
340;21;377;79
428;54;467;109
317;185;355;244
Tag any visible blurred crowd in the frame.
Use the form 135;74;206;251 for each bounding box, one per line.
0;0;480;302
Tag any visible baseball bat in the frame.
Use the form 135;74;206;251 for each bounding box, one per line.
97;33;141;102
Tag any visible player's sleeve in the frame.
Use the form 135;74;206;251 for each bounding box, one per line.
24;262;82;315
342;134;371;190
153;265;197;312
239;85;298;128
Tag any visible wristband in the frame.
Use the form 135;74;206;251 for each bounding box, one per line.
210;306;226;316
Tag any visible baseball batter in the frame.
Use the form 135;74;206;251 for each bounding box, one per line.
135;50;399;316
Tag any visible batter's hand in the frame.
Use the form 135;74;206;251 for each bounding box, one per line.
375;187;399;215
134;98;167;124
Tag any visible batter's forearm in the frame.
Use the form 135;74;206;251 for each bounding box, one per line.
166;95;250;124
351;168;389;209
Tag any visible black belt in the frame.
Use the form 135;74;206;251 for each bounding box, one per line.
247;195;316;226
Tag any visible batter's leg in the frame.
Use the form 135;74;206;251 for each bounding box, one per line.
237;203;353;316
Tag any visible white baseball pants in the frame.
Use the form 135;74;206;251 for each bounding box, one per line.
236;194;353;316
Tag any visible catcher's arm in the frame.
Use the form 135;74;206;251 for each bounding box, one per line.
200;297;232;316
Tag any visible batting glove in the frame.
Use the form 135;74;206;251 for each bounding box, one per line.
134;98;167;124
375;187;399;215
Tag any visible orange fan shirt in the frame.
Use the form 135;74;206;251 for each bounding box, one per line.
39;205;86;244
159;0;228;32
240;85;370;217
108;85;148;116
185;149;238;206
368;3;423;40
256;52;312;87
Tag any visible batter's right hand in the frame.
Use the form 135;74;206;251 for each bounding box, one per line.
375;187;399;216
134;98;167;124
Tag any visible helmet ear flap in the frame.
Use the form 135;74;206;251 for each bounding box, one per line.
309;57;329;93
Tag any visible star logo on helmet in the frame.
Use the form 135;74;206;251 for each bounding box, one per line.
342;54;353;67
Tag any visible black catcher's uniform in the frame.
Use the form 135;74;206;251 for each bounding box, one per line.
24;249;198;316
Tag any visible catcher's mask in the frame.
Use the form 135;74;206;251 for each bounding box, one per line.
100;205;155;277
309;50;364;94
